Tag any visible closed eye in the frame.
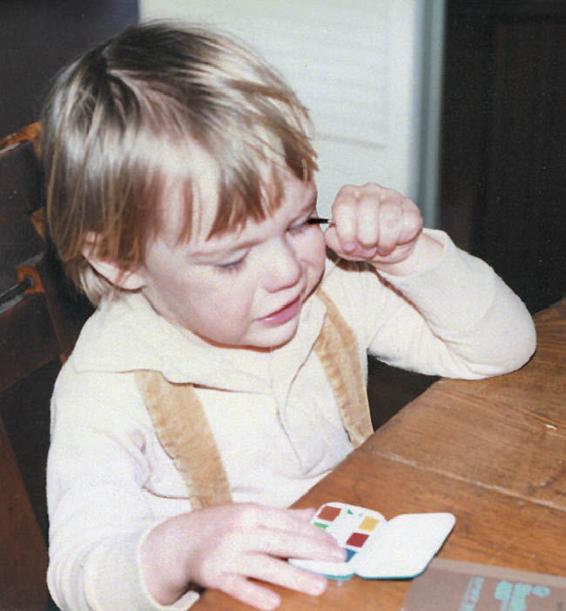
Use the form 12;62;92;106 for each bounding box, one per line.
288;215;320;236
214;253;248;274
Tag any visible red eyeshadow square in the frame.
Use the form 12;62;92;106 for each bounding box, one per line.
317;506;341;521
346;532;369;548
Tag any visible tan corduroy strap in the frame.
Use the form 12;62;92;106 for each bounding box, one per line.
314;288;373;447
135;290;372;508
135;370;232;509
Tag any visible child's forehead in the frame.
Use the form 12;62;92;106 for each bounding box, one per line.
157;144;317;248
188;191;317;258
159;167;317;255
157;143;220;235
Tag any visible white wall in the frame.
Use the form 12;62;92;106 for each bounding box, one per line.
139;0;423;219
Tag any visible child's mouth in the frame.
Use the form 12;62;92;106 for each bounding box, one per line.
260;296;302;326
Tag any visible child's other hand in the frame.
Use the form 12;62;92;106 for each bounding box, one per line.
324;183;442;275
141;503;345;610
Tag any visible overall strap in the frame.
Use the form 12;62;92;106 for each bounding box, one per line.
135;370;232;509
314;288;373;447
135;289;372;508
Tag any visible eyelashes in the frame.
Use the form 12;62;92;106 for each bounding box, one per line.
306;216;332;226
289;215;323;235
288;220;310;236
213;214;321;275
214;254;248;274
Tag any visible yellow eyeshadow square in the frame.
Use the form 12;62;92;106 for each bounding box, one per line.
359;516;379;532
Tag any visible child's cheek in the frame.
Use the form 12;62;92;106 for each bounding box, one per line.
303;228;327;270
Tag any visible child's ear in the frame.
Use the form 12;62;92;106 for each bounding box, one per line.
81;232;145;291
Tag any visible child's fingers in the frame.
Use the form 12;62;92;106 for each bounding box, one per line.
323;225;346;257
247;506;344;560
331;183;399;255
218;573;281;610
373;198;404;255
250;505;325;539
355;195;382;248
249;526;344;562
287;507;317;521
332;185;363;252
217;557;327;609
242;554;327;596
183;504;341;594
326;183;424;264
398;197;423;244
215;504;342;558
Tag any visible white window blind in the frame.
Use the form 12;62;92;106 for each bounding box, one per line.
140;1;421;216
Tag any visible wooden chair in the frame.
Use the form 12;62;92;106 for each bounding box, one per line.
0;127;93;610
0;125;437;610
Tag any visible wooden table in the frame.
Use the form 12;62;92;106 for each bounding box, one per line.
199;299;566;609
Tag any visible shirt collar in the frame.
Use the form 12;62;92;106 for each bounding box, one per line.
70;289;327;393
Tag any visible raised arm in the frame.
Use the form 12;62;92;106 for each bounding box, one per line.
323;183;536;378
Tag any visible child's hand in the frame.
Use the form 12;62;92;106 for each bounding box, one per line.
141;503;345;610
324;183;442;275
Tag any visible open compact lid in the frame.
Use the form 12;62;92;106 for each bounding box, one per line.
289;503;455;581
355;512;456;579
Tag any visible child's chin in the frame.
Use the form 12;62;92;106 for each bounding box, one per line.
246;321;300;351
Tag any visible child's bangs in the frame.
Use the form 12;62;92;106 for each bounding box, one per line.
169;155;282;247
180;128;317;243
88;125;173;268
211;154;285;239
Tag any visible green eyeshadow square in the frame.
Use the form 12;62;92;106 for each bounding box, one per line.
313;521;329;529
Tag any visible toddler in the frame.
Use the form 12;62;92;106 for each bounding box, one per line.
42;22;536;611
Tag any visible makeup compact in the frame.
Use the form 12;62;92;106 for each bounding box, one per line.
290;502;455;581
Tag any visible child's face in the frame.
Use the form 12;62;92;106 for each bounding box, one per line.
137;164;326;350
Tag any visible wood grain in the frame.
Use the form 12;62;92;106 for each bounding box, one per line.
198;300;566;609
0;417;48;611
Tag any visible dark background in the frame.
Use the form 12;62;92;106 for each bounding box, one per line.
439;0;566;315
0;1;565;608
0;3;138;609
1;0;564;317
0;0;139;136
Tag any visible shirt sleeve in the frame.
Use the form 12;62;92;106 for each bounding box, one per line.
322;229;536;379
47;366;199;611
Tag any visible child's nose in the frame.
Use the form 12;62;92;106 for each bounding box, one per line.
263;237;302;291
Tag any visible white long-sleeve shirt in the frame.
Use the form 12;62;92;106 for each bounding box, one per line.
47;230;536;609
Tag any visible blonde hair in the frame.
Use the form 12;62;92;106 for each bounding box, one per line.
41;21;317;304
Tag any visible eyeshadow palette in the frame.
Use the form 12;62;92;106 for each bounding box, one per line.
290;502;455;581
